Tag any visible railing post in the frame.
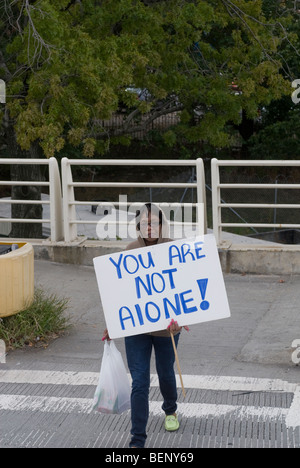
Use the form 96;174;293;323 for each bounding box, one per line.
211;158;221;245
61;157;77;242
196;158;207;235
49;157;64;241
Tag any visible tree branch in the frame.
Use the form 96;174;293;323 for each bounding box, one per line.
0;50;12;81
92;101;184;139
221;0;297;79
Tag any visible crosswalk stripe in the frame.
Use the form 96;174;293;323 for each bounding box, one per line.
0;394;92;414
1;369;299;428
0;370;297;393
0;393;289;421
151;401;288;420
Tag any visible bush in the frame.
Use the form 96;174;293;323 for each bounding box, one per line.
0;288;70;350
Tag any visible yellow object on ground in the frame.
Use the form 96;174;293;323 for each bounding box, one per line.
0;243;34;318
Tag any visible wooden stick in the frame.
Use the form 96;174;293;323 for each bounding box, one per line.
170;331;186;399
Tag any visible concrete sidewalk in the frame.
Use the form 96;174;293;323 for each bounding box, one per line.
6;259;298;384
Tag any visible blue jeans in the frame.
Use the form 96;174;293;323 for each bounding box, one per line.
125;333;180;448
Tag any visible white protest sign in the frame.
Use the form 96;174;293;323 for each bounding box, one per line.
93;234;230;339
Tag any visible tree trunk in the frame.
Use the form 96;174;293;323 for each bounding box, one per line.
6;127;44;239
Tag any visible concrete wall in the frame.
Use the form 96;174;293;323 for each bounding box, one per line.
24;238;300;275
219;243;300;275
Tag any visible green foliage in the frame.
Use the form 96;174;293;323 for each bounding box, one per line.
248;107;300;159
0;0;296;157
244;1;300;158
0;288;70;350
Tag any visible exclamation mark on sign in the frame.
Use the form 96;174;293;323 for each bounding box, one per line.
197;278;210;311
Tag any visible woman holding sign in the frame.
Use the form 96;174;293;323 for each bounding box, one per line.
103;203;185;449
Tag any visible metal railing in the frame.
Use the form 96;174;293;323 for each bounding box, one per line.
211;158;300;245
0;158;63;241
3;157;300;246
61;158;207;243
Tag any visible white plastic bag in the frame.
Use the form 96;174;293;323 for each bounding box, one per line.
93;340;131;414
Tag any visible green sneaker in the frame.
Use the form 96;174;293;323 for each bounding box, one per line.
165;414;180;432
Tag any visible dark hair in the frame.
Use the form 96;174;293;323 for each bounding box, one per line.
136;203;162;231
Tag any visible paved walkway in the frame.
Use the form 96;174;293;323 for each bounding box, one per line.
1;259;300;448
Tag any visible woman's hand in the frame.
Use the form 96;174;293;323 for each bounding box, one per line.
167;319;189;334
102;328;111;341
